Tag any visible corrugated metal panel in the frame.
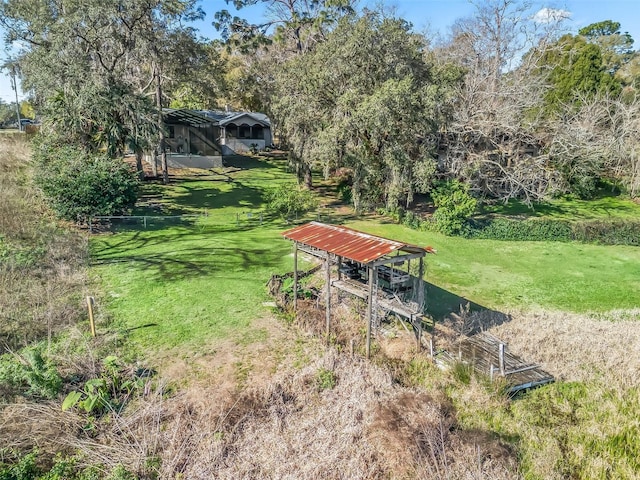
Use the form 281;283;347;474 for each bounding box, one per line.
163;109;214;126
282;222;426;264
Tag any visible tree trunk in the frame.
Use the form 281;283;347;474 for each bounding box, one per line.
135;148;144;181
303;163;312;188
155;64;168;184
152;150;158;178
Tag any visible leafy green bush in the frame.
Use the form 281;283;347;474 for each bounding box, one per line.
62;356;145;415
0;345;62;399
572;220;640;246
0;451;134;480
34;144;139;222
0;451;38;480
469;218;573;242
469;217;640;245
316;368;337;391
431;180;477;235
265;183;318;221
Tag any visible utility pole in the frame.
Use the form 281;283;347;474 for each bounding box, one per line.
8;63;22;131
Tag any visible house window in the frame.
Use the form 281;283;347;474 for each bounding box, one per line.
168;126;175;138
226;123;237;138
253;125;264;139
239;124;251;138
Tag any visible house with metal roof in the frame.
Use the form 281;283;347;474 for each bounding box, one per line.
162;109;272;169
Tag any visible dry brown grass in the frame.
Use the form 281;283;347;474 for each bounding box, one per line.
486;309;640;386
0;136;88;352
61;348;516;479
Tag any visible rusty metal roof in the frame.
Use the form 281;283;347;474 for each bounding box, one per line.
282;222;429;264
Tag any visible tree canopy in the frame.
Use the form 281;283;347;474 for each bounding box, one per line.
272;12;461;209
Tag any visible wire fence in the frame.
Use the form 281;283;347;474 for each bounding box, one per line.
88;212;269;233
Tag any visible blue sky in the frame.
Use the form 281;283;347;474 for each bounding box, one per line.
1;0;639;106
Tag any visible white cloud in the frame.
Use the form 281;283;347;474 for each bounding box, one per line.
533;7;572;24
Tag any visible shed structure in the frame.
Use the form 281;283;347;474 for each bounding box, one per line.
282;222;435;357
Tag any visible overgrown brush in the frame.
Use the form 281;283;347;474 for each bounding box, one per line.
0;136;88;353
110;350;517;479
448;308;640;479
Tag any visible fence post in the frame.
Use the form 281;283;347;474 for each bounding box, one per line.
87;296;96;337
88;217;93;234
144;216;147;229
499;343;505;376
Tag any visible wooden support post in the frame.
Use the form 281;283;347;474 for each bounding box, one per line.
499;343;505;376
325;254;331;341
89;217;93;234
490;364;495;382
429;337;434;359
293;243;298;312
366;265;374;359
337;256;342;281
415;314;422;352
418;256;425;310
144;216;147;229
87;296;96;337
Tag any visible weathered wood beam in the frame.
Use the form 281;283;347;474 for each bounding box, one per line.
370;251;426;267
325;255;331;341
418;256;425;310
366;266;375;358
293;242;298;312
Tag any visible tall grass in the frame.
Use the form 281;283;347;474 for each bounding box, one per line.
0;136;88;352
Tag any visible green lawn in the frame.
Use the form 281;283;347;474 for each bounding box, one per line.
346;220;640;318
91;158;640;359
91;157;313;356
480;193;640;220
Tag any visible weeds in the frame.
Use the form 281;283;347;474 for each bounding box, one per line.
0;136;88;353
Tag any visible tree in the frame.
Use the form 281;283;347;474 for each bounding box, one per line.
434;0;568;204
33;142;139;222
271;12;460;209
546;93;640;199
578;20;634;75
541;34;623;112
214;0;355;54
0;0;206;182
0;100;16;125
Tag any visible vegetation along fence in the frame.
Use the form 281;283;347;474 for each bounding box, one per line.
88;212;272;233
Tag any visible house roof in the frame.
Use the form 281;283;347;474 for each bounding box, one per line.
163;109;214;127
163;109;271;128
282;221;433;264
198;110;271;127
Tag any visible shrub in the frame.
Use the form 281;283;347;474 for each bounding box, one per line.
0;345;62;400
34;144;139;222
572;220;640;246
469;217;640;245
431;180;477;235
315;368;337;391
265;183;318;221
469;218;573;242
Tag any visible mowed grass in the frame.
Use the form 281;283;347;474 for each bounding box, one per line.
91;156;312;355
346;220;640;317
92;157;640;359
480;192;640;220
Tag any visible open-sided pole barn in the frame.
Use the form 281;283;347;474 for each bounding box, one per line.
282;222;435;357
